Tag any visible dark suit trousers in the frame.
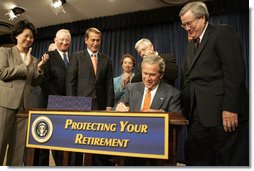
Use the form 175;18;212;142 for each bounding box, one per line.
33;149;64;166
0;106;28;166
33;149;49;166
185;98;249;166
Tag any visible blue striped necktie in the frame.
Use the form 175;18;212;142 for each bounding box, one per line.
63;53;68;67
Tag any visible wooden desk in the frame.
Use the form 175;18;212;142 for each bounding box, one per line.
163;112;188;165
18;111;188;166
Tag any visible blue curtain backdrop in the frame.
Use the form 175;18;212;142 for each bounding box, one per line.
3;0;245;163
31;12;249;90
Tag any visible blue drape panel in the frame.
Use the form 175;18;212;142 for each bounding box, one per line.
31;12;249;90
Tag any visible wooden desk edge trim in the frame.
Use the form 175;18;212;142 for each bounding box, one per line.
17;110;189;126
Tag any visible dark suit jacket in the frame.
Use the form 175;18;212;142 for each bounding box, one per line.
40;49;68;107
66;50;114;110
121;82;181;113
182;24;248;127
131;53;178;86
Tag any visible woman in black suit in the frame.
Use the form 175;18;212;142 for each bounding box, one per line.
179;1;248;166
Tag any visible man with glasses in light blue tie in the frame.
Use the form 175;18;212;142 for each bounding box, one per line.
35;29;72;166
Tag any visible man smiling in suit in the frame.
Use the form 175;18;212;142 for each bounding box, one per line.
66;27;114;166
116;54;181;113
179;1;248;166
36;29;71;166
131;38;178;87
115;54;181;166
41;29;71;106
66;27;114;111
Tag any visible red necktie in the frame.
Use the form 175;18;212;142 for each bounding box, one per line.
142;89;151;111
91;54;97;75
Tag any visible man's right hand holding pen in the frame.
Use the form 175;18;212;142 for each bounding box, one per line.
115;102;130;111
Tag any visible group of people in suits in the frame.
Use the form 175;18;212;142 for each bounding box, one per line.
0;1;249;166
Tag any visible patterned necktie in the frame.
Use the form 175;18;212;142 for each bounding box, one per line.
142;89;151;111
91;54;97;75
63;53;68;67
194;37;200;54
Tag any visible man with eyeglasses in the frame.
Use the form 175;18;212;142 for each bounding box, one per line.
179;1;248;166
131;38;178;87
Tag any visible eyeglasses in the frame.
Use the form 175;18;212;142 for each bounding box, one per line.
181;18;199;29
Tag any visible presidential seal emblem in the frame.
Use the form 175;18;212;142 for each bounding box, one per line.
31;116;53;143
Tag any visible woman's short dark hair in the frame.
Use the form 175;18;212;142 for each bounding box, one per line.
120;53;136;67
11;19;37;44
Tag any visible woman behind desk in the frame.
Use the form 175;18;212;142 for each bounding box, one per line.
0;20;49;166
113;54;135;104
